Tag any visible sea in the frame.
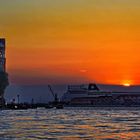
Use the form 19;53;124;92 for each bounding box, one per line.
1;107;140;140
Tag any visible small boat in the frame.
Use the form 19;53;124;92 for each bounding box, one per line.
6;104;29;110
56;104;64;109
45;104;54;109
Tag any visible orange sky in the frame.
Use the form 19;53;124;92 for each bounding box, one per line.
1;0;140;85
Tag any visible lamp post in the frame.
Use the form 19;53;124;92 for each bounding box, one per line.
17;94;20;104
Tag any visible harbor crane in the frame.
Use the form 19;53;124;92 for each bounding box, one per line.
48;85;64;109
48;85;58;103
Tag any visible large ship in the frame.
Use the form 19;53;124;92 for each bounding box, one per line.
0;38;9;107
61;83;140;107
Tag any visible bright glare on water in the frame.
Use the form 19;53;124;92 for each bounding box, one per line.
1;107;140;140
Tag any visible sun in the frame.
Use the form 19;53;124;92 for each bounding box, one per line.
121;80;132;87
123;83;131;87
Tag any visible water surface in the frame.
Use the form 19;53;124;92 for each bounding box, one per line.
1;107;140;140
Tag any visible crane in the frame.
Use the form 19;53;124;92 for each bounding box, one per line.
48;85;58;103
48;85;64;109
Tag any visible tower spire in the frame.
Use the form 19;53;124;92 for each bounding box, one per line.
0;38;6;72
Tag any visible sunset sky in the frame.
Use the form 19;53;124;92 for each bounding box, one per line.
1;0;140;85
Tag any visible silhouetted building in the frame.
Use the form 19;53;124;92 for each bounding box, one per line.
0;38;9;107
0;38;6;72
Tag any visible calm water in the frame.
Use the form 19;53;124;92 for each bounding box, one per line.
1;107;140;140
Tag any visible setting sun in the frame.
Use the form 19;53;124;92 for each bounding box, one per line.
123;83;131;87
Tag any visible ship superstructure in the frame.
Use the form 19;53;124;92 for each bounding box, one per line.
62;84;140;106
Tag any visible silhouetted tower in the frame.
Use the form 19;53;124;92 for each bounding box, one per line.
0;38;6;72
0;38;8;107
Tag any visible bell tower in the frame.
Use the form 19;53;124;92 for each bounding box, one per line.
0;38;9;107
0;38;6;72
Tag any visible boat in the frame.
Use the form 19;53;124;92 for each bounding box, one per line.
55;104;64;109
45;104;54;109
61;83;140;107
